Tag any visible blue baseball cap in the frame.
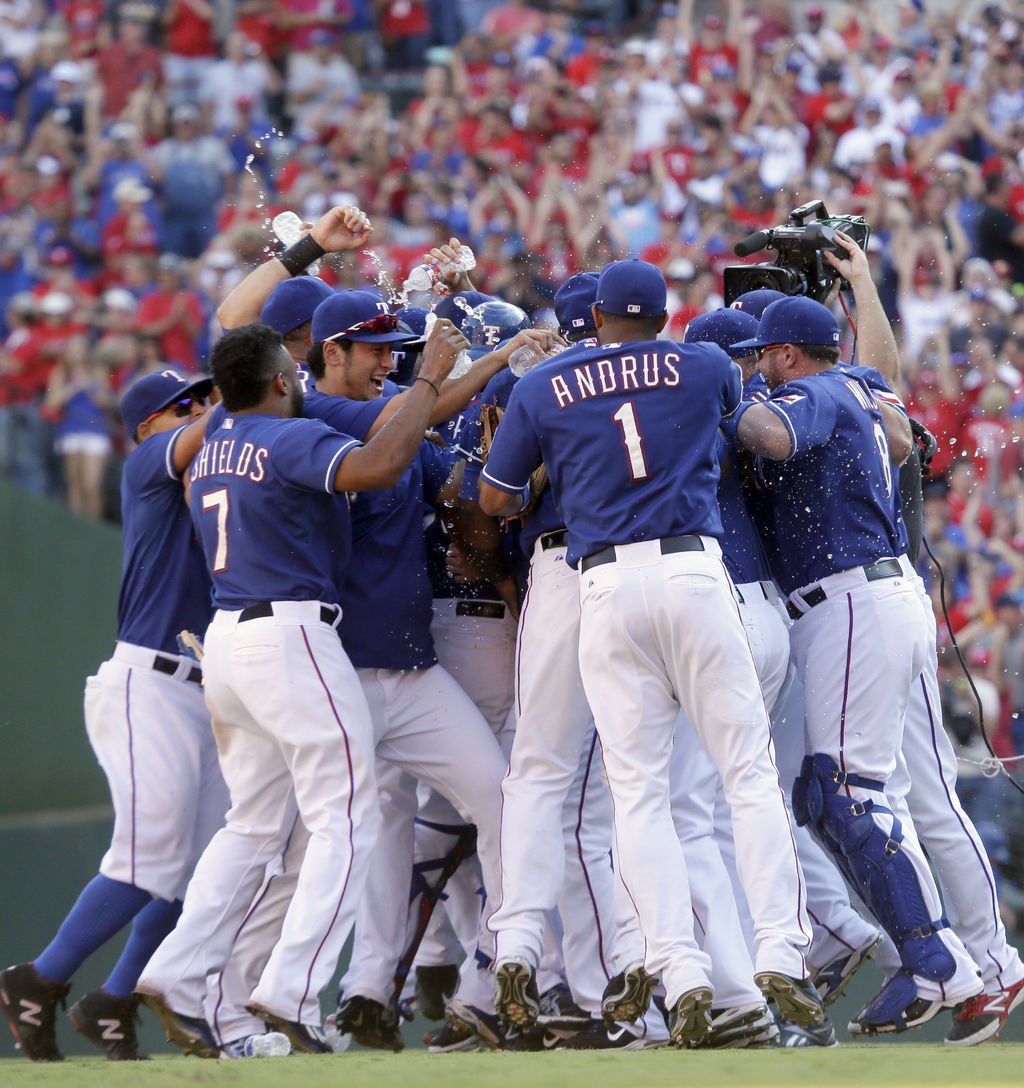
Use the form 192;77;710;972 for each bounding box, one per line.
432;291;493;332
730;288;787;319
594;259;667;318
554;273;599;336
732;296;841;353
312;290;414;344
120;369;213;440
260;277;335;336
682;308;759;358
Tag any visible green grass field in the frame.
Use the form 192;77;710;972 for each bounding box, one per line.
2;1045;1024;1088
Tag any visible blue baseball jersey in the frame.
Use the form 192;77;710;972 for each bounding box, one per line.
304;389;452;670
717;430;774;585
752;367;905;595
118;426;213;655
453;367;567;559
482;339;741;568
189;413;360;609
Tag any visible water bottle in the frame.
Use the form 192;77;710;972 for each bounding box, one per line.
404;263;443;294
509;341;561;378
241;1031;291;1057
272;210;320;275
438;246;477;276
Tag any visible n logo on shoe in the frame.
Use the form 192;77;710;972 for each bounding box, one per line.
18;999;44;1027
99;1019;125;1041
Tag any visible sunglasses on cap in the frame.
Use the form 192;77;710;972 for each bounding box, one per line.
323;313;399;342
139;395;204;430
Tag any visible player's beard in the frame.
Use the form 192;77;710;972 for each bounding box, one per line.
290;382;305;417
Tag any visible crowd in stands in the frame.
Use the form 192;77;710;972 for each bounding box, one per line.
2;0;1024;899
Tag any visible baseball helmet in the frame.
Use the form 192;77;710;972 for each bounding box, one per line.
462;299;531;350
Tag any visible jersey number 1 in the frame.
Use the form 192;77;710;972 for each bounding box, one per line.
201;489;230;572
612;401;649;481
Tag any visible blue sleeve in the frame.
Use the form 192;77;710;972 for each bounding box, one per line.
763;380;837;458
480;388;541;495
846;365;908;416
420;440;454;504
304;390;392;442
272;418;362;494
123;428;180;494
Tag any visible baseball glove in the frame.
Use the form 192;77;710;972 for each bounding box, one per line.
477;401;549;515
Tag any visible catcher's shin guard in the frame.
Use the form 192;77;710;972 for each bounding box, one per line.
792;753;955;983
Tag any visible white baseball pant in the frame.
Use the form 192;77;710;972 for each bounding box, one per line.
139;602;379;1027
577;537;811;1005
85;642;228;901
788;570;981;1001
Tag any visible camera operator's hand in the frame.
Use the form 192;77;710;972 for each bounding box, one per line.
826;229;902;388
823;228;871;288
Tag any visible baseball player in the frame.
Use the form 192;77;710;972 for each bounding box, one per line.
813;238;1024;1042
731;295;985;1034
190;297;532;1055
133;319;462;1055
457;274;668;1051
480;259;822;1048
0;371;227;1062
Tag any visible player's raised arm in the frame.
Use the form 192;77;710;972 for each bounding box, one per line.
334;318;464;491
216;204;372;330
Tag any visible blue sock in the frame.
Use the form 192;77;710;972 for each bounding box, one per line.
104;898;182;999
33;875;152;983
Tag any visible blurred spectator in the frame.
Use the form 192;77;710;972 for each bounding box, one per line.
978;173;1024;285
134;253;205;369
285;29;360;142
148;103;234;257
376;0;431;71
42;331;113;518
93;5;163;119
161;0;219;109
203;30;279;134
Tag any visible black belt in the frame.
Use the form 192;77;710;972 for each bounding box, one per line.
540;529;568;550
580;534;705;573
152;654;202;685
734;582;770;606
455;600;506;620
786;559;903;621
239;602;339;625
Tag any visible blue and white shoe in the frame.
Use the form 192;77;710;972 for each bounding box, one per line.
811;933;884;1006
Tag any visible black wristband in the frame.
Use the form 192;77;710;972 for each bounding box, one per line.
416;375;441;397
278;234;327;276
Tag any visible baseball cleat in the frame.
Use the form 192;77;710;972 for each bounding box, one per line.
445;998;503;1049
848;971;980;1036
537;982;591;1030
0;962;70;1061
219;1031;291;1058
68;989;147;1060
668;986;713;1048
556;1018;667;1050
495;958;540;1030
246;1003;333;1054
134;988;218;1058
945;978;1024;1047
335;994;404;1051
701;1002;779;1049
755;971;825;1026
415;964;460;1022
601;961;658;1025
425;1019;482;1053
811;933;884;1006
776;1014;839;1048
